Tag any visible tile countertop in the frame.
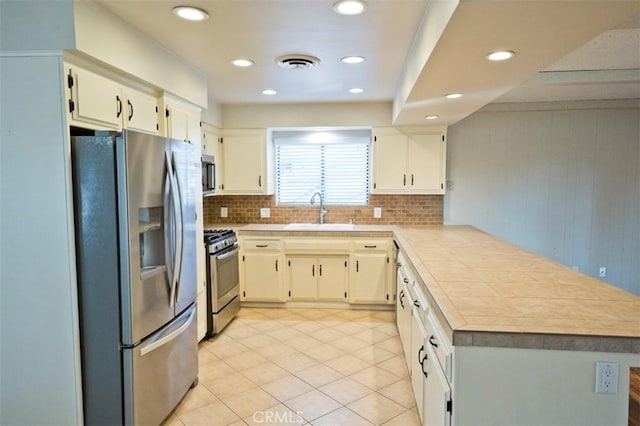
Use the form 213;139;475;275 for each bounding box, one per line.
226;223;640;353
393;225;639;353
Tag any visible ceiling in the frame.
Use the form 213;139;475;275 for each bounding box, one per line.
95;0;640;126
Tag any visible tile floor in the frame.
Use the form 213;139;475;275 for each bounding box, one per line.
163;307;420;426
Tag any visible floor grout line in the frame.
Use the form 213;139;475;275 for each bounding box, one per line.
164;307;419;426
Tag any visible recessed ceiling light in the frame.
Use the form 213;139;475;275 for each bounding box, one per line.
231;59;254;67
425;115;439;120
487;50;515;61
445;93;462;99
341;56;365;64
333;0;367;15
262;89;277;96
349;87;364;94
172;6;209;21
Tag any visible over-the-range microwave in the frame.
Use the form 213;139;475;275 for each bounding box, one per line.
202;154;215;196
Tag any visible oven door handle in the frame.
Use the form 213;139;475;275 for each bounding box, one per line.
216;245;239;260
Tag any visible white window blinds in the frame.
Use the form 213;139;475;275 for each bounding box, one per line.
275;129;371;206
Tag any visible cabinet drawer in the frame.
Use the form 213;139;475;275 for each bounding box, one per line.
284;239;350;253
352;239;391;251
241;239;281;251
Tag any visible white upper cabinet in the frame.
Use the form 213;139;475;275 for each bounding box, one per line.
66;65;123;130
219;129;274;195
371;127;447;195
162;98;201;145
123;87;159;135
65;63;159;134
202;126;222;193
202;126;221;157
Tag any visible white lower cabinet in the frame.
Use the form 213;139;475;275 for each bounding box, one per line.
286;256;348;301
411;307;428;422
398;249;453;426
396;260;413;369
350;239;393;304
422;341;452;426
239;233;393;306
239;238;285;302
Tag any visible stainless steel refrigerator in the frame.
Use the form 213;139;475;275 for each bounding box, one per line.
71;129;199;425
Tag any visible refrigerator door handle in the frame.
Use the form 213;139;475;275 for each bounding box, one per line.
139;308;196;357
164;151;181;307
163;153;175;299
171;151;186;304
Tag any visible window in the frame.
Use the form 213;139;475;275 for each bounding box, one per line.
274;129;371;206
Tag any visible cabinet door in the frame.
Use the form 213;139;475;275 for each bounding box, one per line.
411;309;428;422
166;104;189;142
68;66;122;130
242;252;282;302
351;252;389;303
124;88;159;135
221;134;264;193
317;256;348;301
202;130;220;157
407;134;445;194
423;341;452;426
203;130;222;192
288;256;317;301
187;108;201;146
371;133;407;193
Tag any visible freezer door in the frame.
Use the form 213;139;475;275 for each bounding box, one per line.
171;139;198;314
123;305;198;425
118;131;175;344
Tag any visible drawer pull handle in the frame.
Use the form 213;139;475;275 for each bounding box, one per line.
419;346;429;379
399;290;405;308
403;277;409;284
413;300;421;308
429;335;439;348
255;244;268;248
364;245;377;248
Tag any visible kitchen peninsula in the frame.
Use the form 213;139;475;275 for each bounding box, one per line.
233;223;639;425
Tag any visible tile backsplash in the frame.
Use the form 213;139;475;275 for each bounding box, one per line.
203;194;443;226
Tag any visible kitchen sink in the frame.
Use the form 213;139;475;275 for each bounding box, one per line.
284;223;355;231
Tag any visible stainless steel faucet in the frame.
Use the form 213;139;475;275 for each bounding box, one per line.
310;191;328;224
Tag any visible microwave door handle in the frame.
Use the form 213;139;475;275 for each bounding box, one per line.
207;163;215;188
163;152;175;302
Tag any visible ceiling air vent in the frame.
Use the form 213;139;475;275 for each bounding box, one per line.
276;54;320;69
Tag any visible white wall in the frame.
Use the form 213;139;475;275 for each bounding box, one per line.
0;0;75;51
221;101;393;128
0;54;82;425
445;100;640;295
73;0;208;108
455;346;638;426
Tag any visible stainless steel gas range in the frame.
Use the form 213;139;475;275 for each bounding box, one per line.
204;229;240;336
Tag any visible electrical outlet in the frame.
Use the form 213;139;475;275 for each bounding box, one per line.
446;180;455;190
595;361;618;394
373;207;382;219
598;267;606;278
220;207;228;218
260;208;270;218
